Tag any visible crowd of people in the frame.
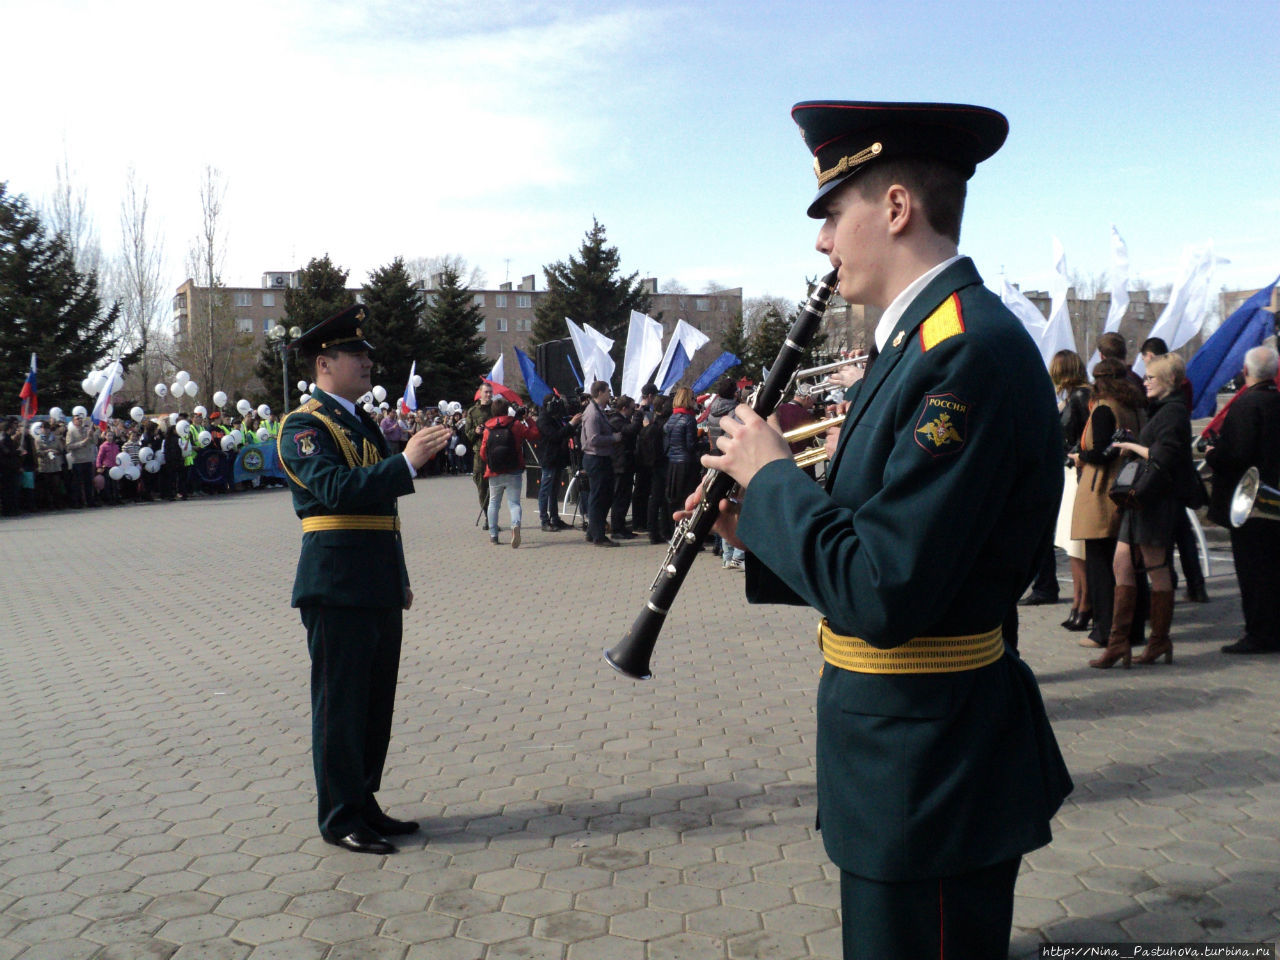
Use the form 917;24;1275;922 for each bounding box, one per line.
460;375;840;566
1028;331;1280;662
0;403;474;517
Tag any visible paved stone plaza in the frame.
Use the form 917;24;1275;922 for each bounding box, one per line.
1;474;1277;959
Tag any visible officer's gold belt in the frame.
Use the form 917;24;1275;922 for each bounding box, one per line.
818;619;1004;674
301;515;400;533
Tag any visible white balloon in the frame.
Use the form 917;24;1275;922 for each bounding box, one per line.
372;385;387;402
176;370;190;385
82;378;95;395
198;430;212;447
155;383;168;398
359;392;372;405
296;380;308;392
176;419;190;433
257;404;271;419
49;407;64;421
299;393;311;403
130;406;145;422
116;452;131;467
454;443;466;456
193;405;207;417
220;435;236;451
111;373;123;392
309;383;316;393
171;382;183;398
437;400;449;414
156;448;166;465
139;446;154;462
378;401;389;410
256;427;270;442
145;460;161;474
236;398;252;416
88;372;105;391
363;403;375;414
72;406;87;418
412;375;423;388
212;390;228;407
184;381;198;398
449;401;462;415
126;465;141;482
230;429;243;444
168;413;178;425
108;466;123;481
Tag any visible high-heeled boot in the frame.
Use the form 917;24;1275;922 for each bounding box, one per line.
1090;584;1135;669
1135;590;1174;664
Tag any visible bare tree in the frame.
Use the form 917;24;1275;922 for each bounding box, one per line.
182;165;235;406
406;254;485;290
744;294;797;336
704;280;728;293
116;167;167;400
662;279;689;294
45;145;102;278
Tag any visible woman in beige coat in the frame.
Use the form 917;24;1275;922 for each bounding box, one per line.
1069;358;1145;653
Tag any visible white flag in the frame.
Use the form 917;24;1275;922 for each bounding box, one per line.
1134;241;1229;375
1000;275;1047;341
91;358;122;424
1088;226;1131;373
654;319;710;393
565;317;614;386
620;310;664;400
583;322;616;386
1039;237;1078;367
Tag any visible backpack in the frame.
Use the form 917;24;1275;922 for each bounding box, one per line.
484;420;519;473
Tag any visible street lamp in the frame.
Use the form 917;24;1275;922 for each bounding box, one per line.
267;324;302;413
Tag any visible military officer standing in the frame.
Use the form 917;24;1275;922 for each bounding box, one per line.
691;101;1072;958
278;305;450;855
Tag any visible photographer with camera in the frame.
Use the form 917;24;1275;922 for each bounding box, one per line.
536;394;581;531
480;401;540;548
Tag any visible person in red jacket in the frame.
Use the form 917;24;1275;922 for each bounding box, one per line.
480;403;540;547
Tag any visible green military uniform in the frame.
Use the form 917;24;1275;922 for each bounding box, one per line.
465;398;491;513
738;102;1072;959
278;317;416;846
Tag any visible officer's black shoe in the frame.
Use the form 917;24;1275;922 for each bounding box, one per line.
1018;593;1059;606
367;811;420;836
1221;637;1279;655
322;828;395;855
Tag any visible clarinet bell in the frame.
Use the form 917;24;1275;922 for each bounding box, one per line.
604;606;665;680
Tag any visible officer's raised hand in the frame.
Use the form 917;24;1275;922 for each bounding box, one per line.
404;424;452;471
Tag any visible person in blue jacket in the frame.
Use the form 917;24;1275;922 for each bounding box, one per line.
688;100;1073;959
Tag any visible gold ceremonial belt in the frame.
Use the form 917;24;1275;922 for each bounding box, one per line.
301;515;400;533
818;619;1004;675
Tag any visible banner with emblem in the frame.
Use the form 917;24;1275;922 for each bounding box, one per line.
232;439;287;484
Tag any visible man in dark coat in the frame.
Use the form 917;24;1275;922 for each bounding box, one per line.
691;101;1072;959
1206;345;1280;654
278;305;450;854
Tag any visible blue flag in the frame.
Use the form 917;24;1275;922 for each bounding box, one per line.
1187;276;1278;418
691;351;740;394
515;347;552;407
660;343;691;393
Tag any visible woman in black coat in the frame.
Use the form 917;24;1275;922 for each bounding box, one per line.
1094;353;1195;667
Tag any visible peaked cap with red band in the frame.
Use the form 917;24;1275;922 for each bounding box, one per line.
791;100;1009;218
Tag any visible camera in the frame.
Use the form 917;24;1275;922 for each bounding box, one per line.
1110;428;1136;445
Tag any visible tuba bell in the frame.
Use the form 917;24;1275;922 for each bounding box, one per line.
1229;466;1280;527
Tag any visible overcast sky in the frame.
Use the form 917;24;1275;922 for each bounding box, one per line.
4;0;1278;308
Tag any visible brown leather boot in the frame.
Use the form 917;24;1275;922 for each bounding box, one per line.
1135;590;1174;664
1091;584;1135;669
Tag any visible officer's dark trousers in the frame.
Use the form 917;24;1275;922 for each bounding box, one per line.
840;857;1020;960
1230;521;1280;645
301;604;402;838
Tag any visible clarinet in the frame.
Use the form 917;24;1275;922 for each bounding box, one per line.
604;270;839;679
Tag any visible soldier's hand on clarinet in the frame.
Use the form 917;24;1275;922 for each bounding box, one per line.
675;488;746;551
404;424;451;471
701;404;791;491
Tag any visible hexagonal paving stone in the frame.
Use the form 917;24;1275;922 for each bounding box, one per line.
609;907;683;941
533;909;609;943
648;932;725;960
304;911;382;944
759;903;836;937
227;913;309;945
455;910;532;945
688;904;760;938
473;868;542;897
728;929;811;960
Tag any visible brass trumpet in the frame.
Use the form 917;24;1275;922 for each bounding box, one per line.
792;356;869;397
782;414;845;470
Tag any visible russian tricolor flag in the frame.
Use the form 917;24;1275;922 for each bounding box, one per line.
18;353;37;420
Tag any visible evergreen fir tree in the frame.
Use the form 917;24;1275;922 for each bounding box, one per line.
421;266;489;405
532;219;651;353
362;257;428;398
1;182;132;414
255;254;355;406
